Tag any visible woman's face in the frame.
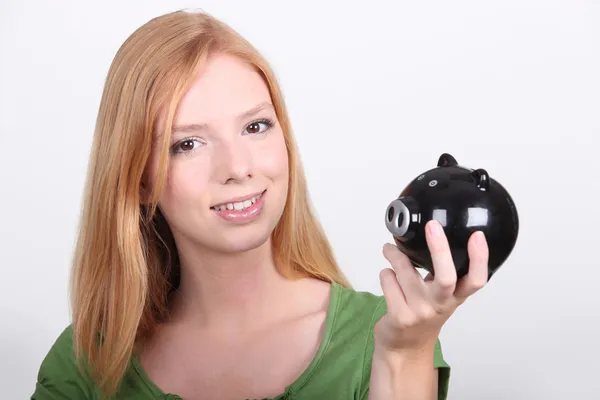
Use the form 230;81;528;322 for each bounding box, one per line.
147;53;289;255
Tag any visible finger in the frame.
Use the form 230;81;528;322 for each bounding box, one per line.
382;243;427;304
379;267;410;316
455;231;489;300
425;220;457;301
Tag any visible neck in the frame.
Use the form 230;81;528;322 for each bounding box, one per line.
169;237;293;332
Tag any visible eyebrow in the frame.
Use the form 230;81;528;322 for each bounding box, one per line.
172;101;274;134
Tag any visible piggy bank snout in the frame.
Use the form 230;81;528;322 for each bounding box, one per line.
385;197;414;238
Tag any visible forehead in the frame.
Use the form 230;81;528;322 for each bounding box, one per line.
175;53;271;124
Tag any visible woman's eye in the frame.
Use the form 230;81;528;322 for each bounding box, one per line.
244;119;273;135
172;138;202;154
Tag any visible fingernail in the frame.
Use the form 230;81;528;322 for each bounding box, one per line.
428;220;442;237
475;231;486;244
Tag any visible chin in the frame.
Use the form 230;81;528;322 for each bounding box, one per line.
215;231;273;254
184;209;279;253
172;221;274;257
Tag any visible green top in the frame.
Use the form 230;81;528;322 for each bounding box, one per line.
32;282;450;399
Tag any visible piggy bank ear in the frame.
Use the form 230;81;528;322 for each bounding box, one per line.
472;168;490;190
437;153;458;167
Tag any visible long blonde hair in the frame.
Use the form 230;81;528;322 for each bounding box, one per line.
70;9;350;397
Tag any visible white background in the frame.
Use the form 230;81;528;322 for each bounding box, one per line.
1;1;599;399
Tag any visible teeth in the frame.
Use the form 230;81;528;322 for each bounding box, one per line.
213;193;262;212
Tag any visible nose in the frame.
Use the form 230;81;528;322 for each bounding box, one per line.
215;138;253;184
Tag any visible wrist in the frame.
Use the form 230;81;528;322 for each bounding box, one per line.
373;336;438;362
369;341;437;400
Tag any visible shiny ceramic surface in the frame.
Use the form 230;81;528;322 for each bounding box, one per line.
385;153;519;280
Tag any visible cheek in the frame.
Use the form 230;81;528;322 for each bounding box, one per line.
163;158;211;207
255;132;289;178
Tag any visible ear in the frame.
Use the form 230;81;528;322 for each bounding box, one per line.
140;183;149;205
139;172;151;205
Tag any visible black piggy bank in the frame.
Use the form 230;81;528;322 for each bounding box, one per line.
384;153;519;281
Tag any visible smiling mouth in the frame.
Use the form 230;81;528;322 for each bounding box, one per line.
210;190;266;212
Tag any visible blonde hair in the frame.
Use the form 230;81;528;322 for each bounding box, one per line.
70;9;350;397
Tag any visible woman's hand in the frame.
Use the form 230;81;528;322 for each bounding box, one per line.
375;219;489;355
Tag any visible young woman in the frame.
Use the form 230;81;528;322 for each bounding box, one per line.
32;10;489;400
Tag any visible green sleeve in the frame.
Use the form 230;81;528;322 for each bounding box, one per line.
360;299;451;400
31;325;94;400
434;338;451;400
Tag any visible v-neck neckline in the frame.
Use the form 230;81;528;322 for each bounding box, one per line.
130;281;342;399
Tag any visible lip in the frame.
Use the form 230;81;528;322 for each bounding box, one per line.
211;189;266;224
211;190;266;208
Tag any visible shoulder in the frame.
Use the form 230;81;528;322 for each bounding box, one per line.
31;325;95;399
322;282;388;360
331;283;388;335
